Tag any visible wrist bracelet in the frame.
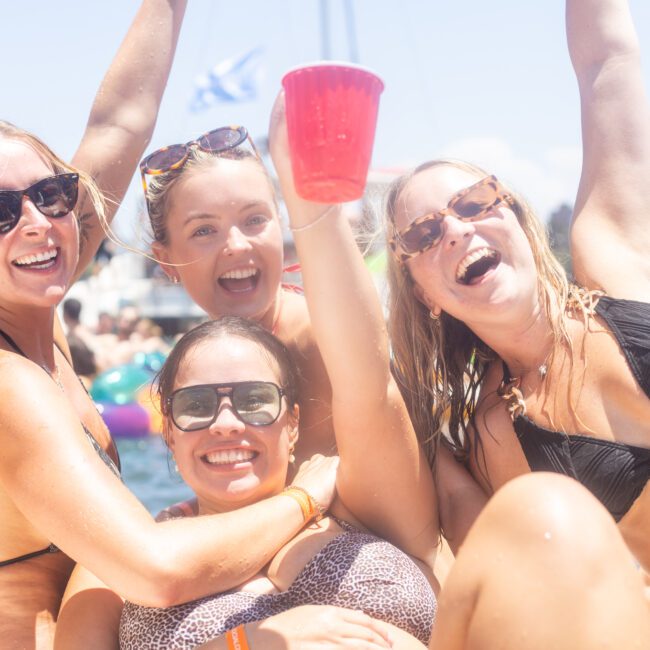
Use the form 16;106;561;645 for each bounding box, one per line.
226;624;250;650
289;205;338;233
282;486;325;523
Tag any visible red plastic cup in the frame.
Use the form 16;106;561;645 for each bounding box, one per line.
281;62;384;203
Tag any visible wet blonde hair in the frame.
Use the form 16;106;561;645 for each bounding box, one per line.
0;120;106;254
385;159;586;472
146;147;278;246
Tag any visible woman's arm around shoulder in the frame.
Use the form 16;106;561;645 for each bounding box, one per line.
567;0;650;298
0;356;338;608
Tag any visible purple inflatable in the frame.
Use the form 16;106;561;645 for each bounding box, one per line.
96;401;151;438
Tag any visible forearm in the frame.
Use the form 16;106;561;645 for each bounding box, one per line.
288;205;391;399
108;492;308;607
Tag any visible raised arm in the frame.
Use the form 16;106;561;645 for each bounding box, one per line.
567;0;650;298
70;0;186;281
0;359;337;608
269;95;439;567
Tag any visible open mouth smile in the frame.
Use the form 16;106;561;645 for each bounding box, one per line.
455;247;501;285
218;267;260;293
12;247;59;271
202;448;258;467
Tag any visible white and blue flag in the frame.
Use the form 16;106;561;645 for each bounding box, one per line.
190;47;265;111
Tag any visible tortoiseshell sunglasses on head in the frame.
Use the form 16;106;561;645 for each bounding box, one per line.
388;175;512;263
139;125;260;196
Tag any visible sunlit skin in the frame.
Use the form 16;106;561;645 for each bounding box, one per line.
0;139;102;649
394;166;544;345
167;336;298;515
154;159;285;330
0;139;79;311
394;164;650;575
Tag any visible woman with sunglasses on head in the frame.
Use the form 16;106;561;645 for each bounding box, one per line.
140;125;336;473
385;0;650;573
0;3;341;650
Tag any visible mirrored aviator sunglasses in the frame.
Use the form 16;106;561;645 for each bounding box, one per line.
169;381;286;432
139;125;259;189
390;175;510;263
0;173;79;235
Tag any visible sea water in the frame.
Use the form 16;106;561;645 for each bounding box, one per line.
116;436;194;515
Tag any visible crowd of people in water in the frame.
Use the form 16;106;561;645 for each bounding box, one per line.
61;299;171;383
1;0;649;648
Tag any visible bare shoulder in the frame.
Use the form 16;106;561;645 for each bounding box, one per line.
0;350;46;393
279;292;313;346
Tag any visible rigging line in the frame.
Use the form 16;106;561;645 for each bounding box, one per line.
320;0;331;60
343;0;359;63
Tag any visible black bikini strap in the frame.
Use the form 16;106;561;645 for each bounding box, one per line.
0;328;26;357
0;328;68;364
0;543;59;568
501;360;512;382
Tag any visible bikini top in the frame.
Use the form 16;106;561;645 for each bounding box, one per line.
503;296;650;522
120;518;437;649
0;328;121;567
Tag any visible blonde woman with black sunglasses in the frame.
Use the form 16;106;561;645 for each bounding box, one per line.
0;3;345;649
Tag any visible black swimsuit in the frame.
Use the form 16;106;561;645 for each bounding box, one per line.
0;329;121;567
506;296;650;522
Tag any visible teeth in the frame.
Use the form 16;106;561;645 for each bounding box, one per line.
456;247;493;281
14;249;57;266
204;449;255;465
220;268;257;280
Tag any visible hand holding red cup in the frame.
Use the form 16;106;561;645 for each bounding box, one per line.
281;62;384;204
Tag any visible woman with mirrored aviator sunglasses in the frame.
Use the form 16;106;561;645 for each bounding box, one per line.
385;0;650;579
0;4;339;650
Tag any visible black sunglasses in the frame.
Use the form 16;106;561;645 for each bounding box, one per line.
168;381;286;432
0;173;79;235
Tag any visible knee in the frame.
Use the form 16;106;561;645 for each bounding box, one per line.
478;473;618;557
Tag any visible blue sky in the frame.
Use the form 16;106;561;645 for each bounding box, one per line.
3;0;650;232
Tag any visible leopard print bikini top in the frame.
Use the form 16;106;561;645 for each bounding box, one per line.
119;518;437;648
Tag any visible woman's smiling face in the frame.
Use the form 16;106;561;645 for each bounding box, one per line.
394;164;540;328
154;157;284;324
0;138;79;310
167;334;297;514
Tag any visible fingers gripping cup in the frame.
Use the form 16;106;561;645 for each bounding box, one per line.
281;62;384;203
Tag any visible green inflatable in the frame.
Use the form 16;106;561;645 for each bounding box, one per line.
90;364;155;405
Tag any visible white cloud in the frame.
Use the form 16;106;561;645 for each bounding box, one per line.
440;137;582;221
